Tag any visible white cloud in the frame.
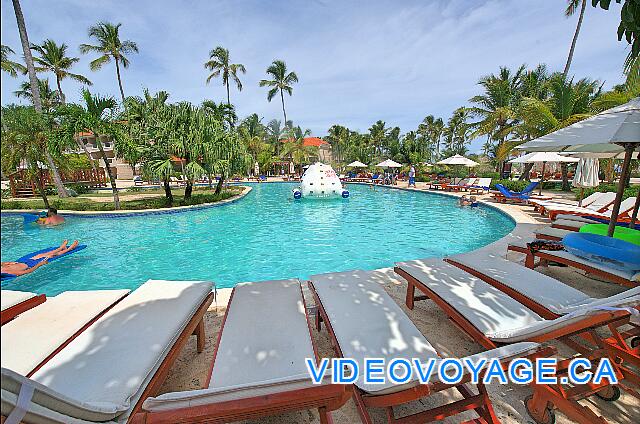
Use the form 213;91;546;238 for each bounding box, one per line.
1;0;627;152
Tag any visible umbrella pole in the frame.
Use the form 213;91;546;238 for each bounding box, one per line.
539;162;546;196
578;188;584;207
607;144;635;237
630;194;640;229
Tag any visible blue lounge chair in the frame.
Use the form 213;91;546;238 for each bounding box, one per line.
515;181;539;196
494;184;533;203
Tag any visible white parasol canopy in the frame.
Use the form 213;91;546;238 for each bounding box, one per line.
289;161;295;174
376;159;402;168
518;98;640;234
509;152;579;164
517;98;640;154
437;154;479;166
347;160;367;167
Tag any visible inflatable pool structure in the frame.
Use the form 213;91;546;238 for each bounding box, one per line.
563;232;640;272
579;223;640;246
293;162;349;199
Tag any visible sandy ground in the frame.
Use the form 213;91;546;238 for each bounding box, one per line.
154;185;639;424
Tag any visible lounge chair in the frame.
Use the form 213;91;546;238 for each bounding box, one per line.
507;242;639;287
552;217;639;231
1;290;46;325
136;279;349;424
540;193;621;220
444;177;476;192
468;177;492;194
309;270;546;424
529;191;606;213
394;258;640;424
546;196;636;222
1;289;130;376
491;182;540;203
1;280;213;424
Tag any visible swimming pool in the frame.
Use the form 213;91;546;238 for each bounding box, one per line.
1;183;514;295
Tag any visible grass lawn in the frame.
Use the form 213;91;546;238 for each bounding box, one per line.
1;186;243;211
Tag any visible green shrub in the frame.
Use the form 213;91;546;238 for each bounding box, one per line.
579;184;639;201
65;183;93;195
489;179;530;192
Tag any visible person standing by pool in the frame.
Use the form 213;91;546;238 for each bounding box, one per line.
408;165;416;188
37;208;65;226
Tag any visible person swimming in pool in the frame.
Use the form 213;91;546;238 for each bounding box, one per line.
37;208;65;226
1;240;79;277
459;195;472;206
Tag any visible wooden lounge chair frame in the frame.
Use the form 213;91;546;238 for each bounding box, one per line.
1;293;46;325
132;286;350;424
395;265;637;424
507;243;638;288
444;257;640;400
308;280;550;424
1;292;213;424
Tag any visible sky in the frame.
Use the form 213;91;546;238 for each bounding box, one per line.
0;0;629;152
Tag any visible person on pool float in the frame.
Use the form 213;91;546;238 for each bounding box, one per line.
1;240;79;277
37;208;65;226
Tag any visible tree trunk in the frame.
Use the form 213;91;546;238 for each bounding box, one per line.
215;173;224;195
519;163;534;180
280;89;287;124
163;178;173;206
184;181;193;201
226;82;231;106
34;170;50;209
12;0;69;198
560;162;571;191
56;74;65;105
115;56;125;103
98;145;120;209
563;0;587;78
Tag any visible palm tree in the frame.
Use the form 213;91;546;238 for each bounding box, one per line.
563;0;587;78
80;22;138;103
201;100;237;128
204;46;246;106
55;89;122;208
31;39;92;104
1;44;25;76
14;78;61;112
11;0;69;198
259;60;298;123
417;115;444;161
280;126;316;173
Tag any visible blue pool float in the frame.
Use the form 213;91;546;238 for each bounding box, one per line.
563;232;640;272
22;213;44;224
1;244;87;282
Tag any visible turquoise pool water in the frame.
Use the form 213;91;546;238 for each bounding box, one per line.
1;183;514;295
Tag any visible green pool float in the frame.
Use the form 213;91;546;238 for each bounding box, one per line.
579;224;640;246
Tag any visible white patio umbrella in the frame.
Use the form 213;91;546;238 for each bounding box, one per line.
437;154;479;184
376;159;402;168
254;162;260;177
289;161;295;174
510;152;579;195
518;97;639;235
346;160;367;168
572;157;600;206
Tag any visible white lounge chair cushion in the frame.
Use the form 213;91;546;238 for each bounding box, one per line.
552;218;594;227
446;254;592;314
143;279;331;413
510;242;640;282
310;270;542;394
15;280;213;422
208;279;315;389
1;290;38;311
535;226;572;240
1;367;121;422
396;258;640;343
395;260;544;340
447;254;640;315
543;192;617;214
143;372;331;412
2;290;130;376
